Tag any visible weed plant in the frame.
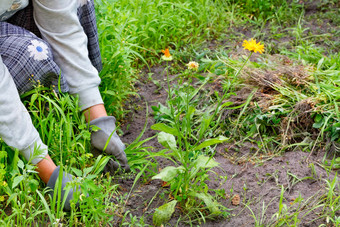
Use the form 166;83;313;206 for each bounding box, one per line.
0;0;339;225
151;75;229;225
94;0;236;118
0;88;122;225
150;45;260;225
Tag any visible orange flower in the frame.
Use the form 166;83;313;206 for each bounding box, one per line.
162;49;171;57
161;48;173;61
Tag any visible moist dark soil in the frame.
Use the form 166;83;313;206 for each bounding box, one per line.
118;63;339;226
211;0;339;56
117;2;339;226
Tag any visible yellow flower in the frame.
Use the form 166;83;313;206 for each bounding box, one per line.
242;38;265;54
161;48;173;61
187;61;199;71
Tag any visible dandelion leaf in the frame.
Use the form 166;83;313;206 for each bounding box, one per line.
153;200;177;226
12;175;24;189
189;192;221;216
158;131;177;150
152;166;184;182
151;123;179;136
193;155;219;169
195;135;228;150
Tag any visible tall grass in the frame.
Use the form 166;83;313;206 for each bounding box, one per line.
0;0;339;225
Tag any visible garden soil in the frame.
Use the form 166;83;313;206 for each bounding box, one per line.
119;64;339;226
117;2;340;225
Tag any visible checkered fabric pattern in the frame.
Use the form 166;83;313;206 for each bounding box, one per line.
78;0;103;72
0;0;102;94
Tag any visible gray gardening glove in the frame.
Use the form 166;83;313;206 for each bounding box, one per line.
47;166;79;212
89;116;130;173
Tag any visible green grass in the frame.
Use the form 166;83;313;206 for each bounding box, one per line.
1;0;339;226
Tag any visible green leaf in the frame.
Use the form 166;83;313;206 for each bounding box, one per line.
92;155;111;175
71;167;82;177
17;159;24;170
198;111;214;139
7;193;18;206
195;136;229;150
192;155;219;169
152;166;184;182
12;175;24;189
36;190;53;222
189;155;219;180
0;150;7;159
313;120;324;129
83;180;98;192
29;179;39;191
158;103;172;116
86;174;97;181
158;132;177;150
30;93;38;105
220;101;234;108
317;57;324;70
83;166;94;176
314;114;323;122
153;200;177;226
189;192;221;216
151;123;179;136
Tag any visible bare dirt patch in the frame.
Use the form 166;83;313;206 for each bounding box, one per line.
118;63;339;226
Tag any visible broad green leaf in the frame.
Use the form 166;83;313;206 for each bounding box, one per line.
30;93;38;105
158;103;172;116
151;123;179;136
187;105;196;121
12;175;24;189
83;166;94;176
192;155;219;169
189;192;221;216
313;120;324;129
26;164;36;171
7;193;18;206
152;166;184;182
86;174;97;181
84;180;98;192
199;112;212;139
158;132;177;150
195;136;229;150
189;155;219;180
17;159;24;170
71;167;82;177
153;200;177;226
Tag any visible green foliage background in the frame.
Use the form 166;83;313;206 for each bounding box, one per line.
0;0;339;225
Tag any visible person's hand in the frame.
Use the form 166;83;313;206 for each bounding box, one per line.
89;116;130;173
47;166;79;212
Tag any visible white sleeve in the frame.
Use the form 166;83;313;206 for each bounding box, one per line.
32;0;103;110
0;56;48;164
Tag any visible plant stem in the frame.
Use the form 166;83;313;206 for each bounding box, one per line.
234;52;253;80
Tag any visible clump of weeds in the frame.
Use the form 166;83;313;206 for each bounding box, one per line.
150;42;262;225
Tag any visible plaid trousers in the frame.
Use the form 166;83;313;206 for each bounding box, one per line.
0;0;102;94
